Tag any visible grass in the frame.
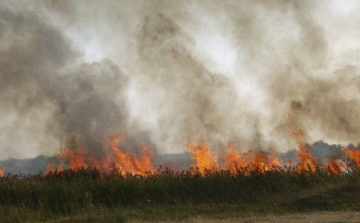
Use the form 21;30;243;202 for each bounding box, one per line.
1;167;360;222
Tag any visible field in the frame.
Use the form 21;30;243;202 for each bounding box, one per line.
1;167;360;222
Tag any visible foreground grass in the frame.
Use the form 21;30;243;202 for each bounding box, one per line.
1;168;360;222
130;212;360;223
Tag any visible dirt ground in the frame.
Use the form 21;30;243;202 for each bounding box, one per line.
131;212;360;223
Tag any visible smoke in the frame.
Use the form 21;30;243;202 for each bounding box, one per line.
0;7;132;158
136;13;257;153
1;1;360;160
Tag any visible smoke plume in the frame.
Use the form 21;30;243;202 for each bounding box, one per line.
1;1;360;160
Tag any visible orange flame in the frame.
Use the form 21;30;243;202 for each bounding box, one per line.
224;144;282;174
45;134;154;176
268;149;282;168
344;148;360;166
0;168;5;177
297;141;316;172
253;152;267;172
42;130;360;177
44;162;54;175
110;134;154;175
292;129;316;172
327;158;345;175
58;147;87;170
188;140;217;175
224;143;249;174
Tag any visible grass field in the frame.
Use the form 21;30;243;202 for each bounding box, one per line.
1;167;360;222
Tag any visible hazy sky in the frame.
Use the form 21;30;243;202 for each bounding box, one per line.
1;1;360;160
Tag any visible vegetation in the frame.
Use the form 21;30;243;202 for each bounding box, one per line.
1;167;360;222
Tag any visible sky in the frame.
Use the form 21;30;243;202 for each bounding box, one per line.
1;1;360;160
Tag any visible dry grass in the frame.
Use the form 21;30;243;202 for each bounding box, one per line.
2;168;360;222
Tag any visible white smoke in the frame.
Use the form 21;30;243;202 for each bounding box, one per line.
1;1;360;160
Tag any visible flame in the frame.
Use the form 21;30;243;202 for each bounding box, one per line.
297;141;316;172
45;133;154;176
224;143;249;174
268;149;282;168
110;134;154;175
253;152;267;172
59;147;87;170
344;148;360;166
327;158;345;175
41;130;360;177
0;168;5;177
292;129;316;172
44;162;54;175
188;140;217;175
224;144;282;174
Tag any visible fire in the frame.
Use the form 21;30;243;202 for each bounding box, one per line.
0;168;5;177
268;149;282;168
292;129;316;172
42;131;360;177
44;162;54;175
109;134;154;175
297;141;316;172
327;158;345;175
58;146;87;171
344;148;360;166
253;153;266;172
45;134;154;176
224;143;282;174
224;143;249;174
188;140;217;175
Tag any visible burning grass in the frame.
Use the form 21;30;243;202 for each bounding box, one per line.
27;134;360;178
1;135;360;222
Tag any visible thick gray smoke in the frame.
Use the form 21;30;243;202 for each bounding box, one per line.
0;7;133;158
1;1;360;160
136;13;256;154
